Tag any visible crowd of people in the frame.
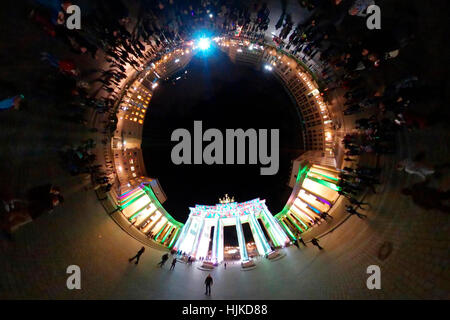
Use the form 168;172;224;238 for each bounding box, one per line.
264;0;447;249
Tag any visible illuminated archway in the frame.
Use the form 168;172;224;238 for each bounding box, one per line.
107;36;340;253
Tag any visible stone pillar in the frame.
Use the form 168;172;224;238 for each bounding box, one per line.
211;218;220;263
235;216;248;261
191;218;206;258
248;213;271;255
173;216;192;251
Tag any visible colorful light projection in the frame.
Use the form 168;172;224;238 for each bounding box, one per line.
118;184;184;248
173;199;290;263
276;164;341;237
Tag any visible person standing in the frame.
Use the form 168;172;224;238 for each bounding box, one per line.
320;211;334;220
224;262;227;269
170;257;177;270
298;236;307;247
311;238;323;250
129;246;145;265
205;274;213;296
158;253;169;268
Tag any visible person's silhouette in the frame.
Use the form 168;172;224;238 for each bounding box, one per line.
205;274;213;296
129;246;145;265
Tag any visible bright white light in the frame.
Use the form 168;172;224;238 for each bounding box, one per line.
175;59;180;63
237;48;243;53
198;38;211;51
209;13;213;18
264;64;273;71
152;82;159;89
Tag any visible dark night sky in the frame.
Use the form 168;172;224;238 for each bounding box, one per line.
142;46;304;225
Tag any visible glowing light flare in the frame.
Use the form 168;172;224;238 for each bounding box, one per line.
197;38;211;51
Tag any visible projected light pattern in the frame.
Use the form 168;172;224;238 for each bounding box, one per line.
276;164;341;238
235;216;249;261
173;199;290;263
118;183;184;247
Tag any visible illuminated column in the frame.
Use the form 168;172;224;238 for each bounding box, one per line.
260;205;290;247
291;204;314;225
289;210;309;230
306;175;340;192
248;213;271;255
211;218;220;263
259;216;276;247
158;224;172;243
133;203;158;227
173;216;193;251
145;214;163;236
162;226;175;246
218;221;224;263
191;218;206;258
196;221;212;259
154;222;169;241
235;216;249;261
279;218;296;240
168;227;181;249
283;217;298;235
286;214;304;233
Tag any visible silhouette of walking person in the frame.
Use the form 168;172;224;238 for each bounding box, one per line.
129;246;145;265
322;210;334;220
170;257;177;270
311;238;323;250
348;197;370;209
346;205;367;219
205;274;213;296
298;236;307;247
158;253;169;268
